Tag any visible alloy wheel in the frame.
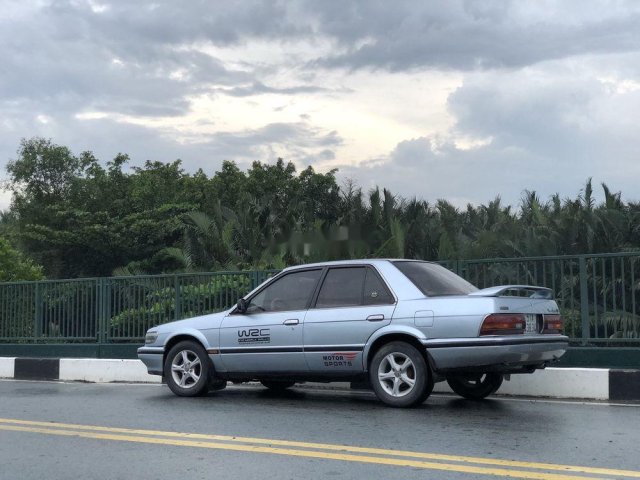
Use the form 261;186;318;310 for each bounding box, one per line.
170;349;202;389
377;352;416;397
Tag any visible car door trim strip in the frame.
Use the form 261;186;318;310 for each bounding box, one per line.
219;347;304;354
304;346;364;352
217;345;364;354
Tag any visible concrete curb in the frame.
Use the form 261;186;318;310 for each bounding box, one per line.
5;357;161;383
432;368;611;400
0;357;15;379
59;358;162;384
0;357;638;400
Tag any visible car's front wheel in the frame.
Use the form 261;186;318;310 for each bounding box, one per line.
446;373;503;400
369;341;432;408
164;341;212;397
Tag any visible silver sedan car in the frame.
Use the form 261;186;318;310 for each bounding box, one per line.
138;260;568;407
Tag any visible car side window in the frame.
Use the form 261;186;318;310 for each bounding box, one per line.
247;269;322;313
315;267;366;308
363;268;395;305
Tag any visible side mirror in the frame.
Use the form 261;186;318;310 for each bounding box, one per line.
236;298;248;314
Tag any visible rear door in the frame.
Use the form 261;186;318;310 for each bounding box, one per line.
303;266;395;373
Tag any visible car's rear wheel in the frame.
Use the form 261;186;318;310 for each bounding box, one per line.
260;380;295;391
369;341;432;408
446;373;503;400
164;341;212;397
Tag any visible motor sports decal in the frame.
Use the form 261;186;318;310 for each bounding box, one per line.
322;352;358;367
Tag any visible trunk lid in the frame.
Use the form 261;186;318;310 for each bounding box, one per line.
471;285;561;336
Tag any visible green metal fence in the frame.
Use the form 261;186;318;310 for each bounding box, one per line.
1;253;639;346
0;271;276;344
454;252;640;345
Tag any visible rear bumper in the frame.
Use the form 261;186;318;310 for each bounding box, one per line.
137;346;164;376
424;336;568;372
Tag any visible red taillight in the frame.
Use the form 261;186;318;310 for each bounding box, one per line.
543;314;563;333
480;314;525;336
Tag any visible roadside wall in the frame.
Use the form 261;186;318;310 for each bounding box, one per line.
1;358;639;401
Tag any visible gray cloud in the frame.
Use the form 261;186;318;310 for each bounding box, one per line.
220;82;328;97
337;137;538;207
0;1;312;121
309;1;640;71
188;122;343;166
6;0;638;118
3;0;640;212
337;62;640;207
1;107;343;178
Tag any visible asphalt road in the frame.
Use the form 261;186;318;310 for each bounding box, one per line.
1;380;639;480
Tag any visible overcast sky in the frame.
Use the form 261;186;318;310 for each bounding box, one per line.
2;0;640;209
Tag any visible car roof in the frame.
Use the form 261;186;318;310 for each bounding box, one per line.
281;258;432;272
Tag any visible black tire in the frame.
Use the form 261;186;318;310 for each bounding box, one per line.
164;341;212;397
369;341;431;408
446;373;503;400
260;380;295;391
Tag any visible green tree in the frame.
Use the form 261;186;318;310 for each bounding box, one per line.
6;138;198;277
6;137;640;280
0;237;43;281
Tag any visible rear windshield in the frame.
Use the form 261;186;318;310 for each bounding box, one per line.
393;261;478;297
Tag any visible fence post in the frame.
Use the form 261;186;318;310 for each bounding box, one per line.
251;270;260;289
579;256;590;345
34;282;42;342
103;279;111;343
174;274;181;320
97;278;106;344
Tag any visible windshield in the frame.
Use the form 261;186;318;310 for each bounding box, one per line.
393;261;478;297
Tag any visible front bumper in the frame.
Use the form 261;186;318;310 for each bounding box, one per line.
424;336;569;372
137;346;164;376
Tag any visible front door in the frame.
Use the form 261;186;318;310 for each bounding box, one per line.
219;268;323;373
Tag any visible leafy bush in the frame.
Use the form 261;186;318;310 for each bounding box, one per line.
109;274;252;338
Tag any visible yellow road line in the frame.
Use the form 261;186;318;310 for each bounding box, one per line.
0;424;604;480
1;417;638;479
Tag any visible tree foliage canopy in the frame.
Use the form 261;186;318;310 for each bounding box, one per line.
0;236;43;282
3;137;640;279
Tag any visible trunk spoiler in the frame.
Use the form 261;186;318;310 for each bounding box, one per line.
468;285;554;299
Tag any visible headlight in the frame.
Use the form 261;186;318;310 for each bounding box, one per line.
145;331;159;344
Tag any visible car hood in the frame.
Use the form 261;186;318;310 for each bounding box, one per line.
154;310;228;333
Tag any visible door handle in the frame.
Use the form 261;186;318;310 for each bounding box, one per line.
283;319;299;326
367;314;385;322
